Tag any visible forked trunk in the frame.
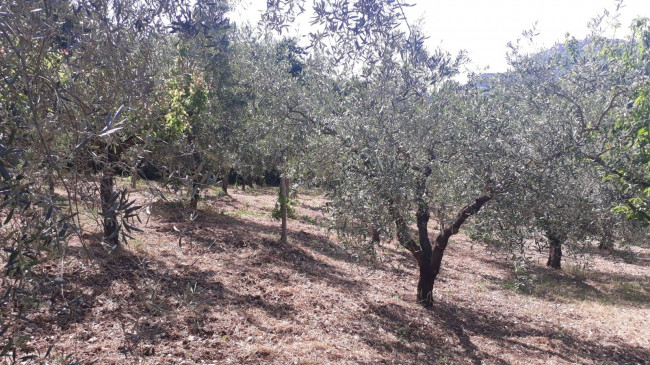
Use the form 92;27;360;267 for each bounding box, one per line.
392;192;491;308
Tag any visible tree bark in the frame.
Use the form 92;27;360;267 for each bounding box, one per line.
222;175;229;195
400;193;492;307
101;146;119;247
598;228;613;250
546;232;563;269
220;168;229;195
98;136;139;249
190;178;200;210
100;175;119;247
414;197;435;307
131;165;137;189
48;173;55;194
371;228;380;245
279;176;288;244
417;256;435;306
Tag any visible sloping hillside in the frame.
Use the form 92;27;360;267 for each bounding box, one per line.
23;184;650;364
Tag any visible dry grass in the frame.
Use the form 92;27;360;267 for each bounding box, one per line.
10;185;650;364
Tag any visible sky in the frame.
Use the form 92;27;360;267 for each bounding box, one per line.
229;0;650;74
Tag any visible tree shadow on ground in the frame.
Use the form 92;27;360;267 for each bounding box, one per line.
33;189;650;364
346;297;650;364
180;210;366;293
153;190;417;277
34;243;297;336
432;300;650;364
352;302;454;364
486;260;650;308
585;245;650;267
189;202;383;265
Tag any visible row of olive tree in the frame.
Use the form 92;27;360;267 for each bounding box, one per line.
2;5;648;356
261;0;650;306
0;0;244;358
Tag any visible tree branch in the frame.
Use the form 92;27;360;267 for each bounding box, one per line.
582;153;650;189
437;194;492;245
387;198;423;261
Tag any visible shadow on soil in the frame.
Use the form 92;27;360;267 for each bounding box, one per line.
431;300;650;364
487;259;650;307
586;246;650;267
344;296;650;364
29;192;650;364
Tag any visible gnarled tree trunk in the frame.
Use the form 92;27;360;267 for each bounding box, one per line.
391;186;492;307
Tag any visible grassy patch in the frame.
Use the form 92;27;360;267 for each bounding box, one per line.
232;209;268;218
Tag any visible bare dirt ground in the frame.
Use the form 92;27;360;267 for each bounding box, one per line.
12;183;650;364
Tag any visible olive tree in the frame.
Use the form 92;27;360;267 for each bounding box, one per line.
0;0;206;249
472;27;650;265
506;15;650;225
0;0;229;357
471;157;645;270
231;30;324;243
259;0;650;307
261;0;542;306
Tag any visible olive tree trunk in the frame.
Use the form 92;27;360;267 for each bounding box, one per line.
371;228;380;245
546;231;563;270
221;168;229;195
131;165;137;188
392;188;492;307
100;146;120;247
279;176;289;244
99;136;139;248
